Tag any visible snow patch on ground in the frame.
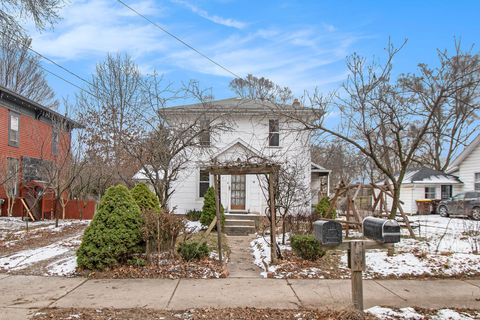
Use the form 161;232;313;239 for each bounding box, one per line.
0;235;81;272
251;234;290;278
185;220;203;233
366;306;479;319
46;255;77;276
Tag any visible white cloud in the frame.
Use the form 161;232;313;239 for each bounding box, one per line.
171;0;247;29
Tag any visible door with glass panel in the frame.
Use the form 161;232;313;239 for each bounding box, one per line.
230;175;246;210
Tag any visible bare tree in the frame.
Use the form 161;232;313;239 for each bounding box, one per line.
0;157;20;216
125;75;231;210
415;43;480;171
231;41;480;219
0;31;58;108
76;53;145;187
1;0;65;34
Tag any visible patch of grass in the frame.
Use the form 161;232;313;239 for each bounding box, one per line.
185;231;231;258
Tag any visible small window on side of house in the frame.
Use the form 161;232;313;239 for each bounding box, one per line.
6;157;19;197
475;173;480;192
441;185;452;200
8;111;20;147
199;119;211;146
269;119;279;147
52;128;59;155
425;187;436;199
199;169;210;197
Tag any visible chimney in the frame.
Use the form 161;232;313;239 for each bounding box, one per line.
292;98;301;108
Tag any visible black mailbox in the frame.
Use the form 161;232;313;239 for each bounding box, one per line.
313;220;343;245
362;217;400;243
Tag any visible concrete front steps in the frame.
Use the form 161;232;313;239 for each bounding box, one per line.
224;213;259;236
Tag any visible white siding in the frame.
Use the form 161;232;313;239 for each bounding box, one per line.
167;113;311;215
455;143;480;192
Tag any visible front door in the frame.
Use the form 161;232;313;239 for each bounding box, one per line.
231;175;246;210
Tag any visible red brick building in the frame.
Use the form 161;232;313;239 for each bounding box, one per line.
0;85;83;218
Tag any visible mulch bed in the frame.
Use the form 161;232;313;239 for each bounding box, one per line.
81;254;229;279
268;251;350;279
32;307;371;320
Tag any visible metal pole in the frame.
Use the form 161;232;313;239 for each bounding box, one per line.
269;172;277;264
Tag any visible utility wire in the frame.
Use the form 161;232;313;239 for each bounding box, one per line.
116;0;243;79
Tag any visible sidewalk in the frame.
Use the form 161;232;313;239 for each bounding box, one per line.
0;275;479;319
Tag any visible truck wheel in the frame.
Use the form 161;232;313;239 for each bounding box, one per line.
472;207;480;221
438;206;449;217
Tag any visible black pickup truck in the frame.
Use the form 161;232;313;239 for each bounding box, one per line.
438;191;480;220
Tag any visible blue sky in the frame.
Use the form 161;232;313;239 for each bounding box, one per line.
26;0;480;111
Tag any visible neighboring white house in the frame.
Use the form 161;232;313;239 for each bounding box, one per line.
377;167;462;215
134;98;330;215
447;134;480;194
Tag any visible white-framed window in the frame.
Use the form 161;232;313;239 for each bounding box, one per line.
268;119;279;147
199;169;210;198
8;111;19;147
6;157;19;196
441;185;452;200
475;172;480;192
425;187;436;199
199;119;210;146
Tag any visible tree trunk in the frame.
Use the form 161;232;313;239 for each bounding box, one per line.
389;183;401;219
7;196;15;217
282;216;286;245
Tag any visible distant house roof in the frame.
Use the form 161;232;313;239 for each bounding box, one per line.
311;162;330;173
402;167;462;184
161;97;314;116
447;134;480;174
0;85;82;129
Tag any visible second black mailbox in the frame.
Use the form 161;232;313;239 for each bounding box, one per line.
362;217;400;243
313;220;343;245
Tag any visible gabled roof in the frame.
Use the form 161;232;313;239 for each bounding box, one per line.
311;162;330;173
161;97;314;116
0;85;82;128
447;134;480;173
403;167;462;184
211;138;264;162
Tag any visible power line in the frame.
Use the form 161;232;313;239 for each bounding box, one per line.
0;30;94;88
116;0;243;79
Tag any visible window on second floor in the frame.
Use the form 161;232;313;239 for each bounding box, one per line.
8;111;20;147
475;172;480;192
52;128;59;155
269;119;279;147
199;119;211;146
425;187;436;199
199;169;210;197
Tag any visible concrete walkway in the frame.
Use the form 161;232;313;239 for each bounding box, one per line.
226;235;260;278
0;275;479;319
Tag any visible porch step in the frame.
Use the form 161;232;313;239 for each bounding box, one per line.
225;219;255;227
224;214;260;236
224;225;256;236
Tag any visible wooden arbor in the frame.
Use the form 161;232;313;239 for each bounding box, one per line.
208;162;280;264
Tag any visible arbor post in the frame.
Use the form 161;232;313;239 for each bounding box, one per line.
269;171;277;264
213;174;223;263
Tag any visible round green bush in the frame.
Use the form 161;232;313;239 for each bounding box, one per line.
77;184;143;270
290;234;325;261
200;187;225;228
177;241;210;261
130;183;161;213
315;197;336;220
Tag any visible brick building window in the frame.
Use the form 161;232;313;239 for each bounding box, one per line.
8;111;19;147
52;128;59;155
6;158;19;196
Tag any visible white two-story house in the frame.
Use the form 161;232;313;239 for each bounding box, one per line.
136;98;330;215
